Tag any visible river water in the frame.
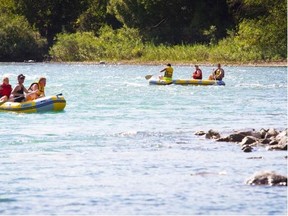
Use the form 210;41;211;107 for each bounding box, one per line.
0;63;287;215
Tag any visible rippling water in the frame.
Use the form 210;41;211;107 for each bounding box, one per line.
0;63;287;215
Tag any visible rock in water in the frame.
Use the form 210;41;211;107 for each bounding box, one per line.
246;171;287;186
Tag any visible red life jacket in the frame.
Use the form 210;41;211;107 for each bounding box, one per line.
193;69;202;79
0;83;12;97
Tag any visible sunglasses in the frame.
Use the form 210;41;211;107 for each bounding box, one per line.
19;77;25;80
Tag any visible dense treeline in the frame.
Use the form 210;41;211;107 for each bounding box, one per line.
0;0;286;63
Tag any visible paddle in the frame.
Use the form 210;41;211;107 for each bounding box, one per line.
145;74;155;80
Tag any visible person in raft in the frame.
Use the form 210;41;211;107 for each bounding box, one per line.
9;74;29;102
208;63;225;80
192;65;202;80
0;76;12;103
26;77;46;101
159;63;174;82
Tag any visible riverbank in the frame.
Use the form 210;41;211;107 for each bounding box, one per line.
110;60;288;67
41;60;287;67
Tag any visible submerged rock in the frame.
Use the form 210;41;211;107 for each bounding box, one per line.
241;145;253;152
205;129;220;139
246;171;287;186
247;156;263;159
194;131;206;136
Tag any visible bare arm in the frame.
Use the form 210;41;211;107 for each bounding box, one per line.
23;86;29;94
30;84;38;92
11;85;21;96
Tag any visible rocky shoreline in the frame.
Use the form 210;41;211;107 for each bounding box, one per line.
195;128;287;186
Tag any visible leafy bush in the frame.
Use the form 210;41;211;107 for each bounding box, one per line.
50;16;286;63
0;13;47;61
50;25;144;61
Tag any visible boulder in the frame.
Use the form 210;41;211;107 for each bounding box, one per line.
242;145;253;152
246;171;287;186
194;131;206;136
268;139;278;145
228;133;246;142
266;144;287;151
251;131;262;139
259;138;270;144
205;129;220;139
259;128;268;138
267;128;279;137
278;136;287;146
240;136;258;146
216;137;230;142
264;128;279;139
276;129;287;142
238;131;253;137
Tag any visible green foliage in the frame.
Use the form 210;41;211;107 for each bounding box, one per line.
0;0;16;14
76;0;121;34
0;13;47;61
140;43;210;63
203;26;217;45
50;25;144;61
0;0;286;63
220;0;287;61
50;17;286;63
14;0;89;46
108;0;233;44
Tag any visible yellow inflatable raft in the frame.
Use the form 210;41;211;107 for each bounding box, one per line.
0;94;66;113
149;79;225;86
173;79;225;86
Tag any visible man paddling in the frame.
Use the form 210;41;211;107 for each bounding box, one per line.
159;63;174;82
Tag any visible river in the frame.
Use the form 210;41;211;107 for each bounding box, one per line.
0;63;287;215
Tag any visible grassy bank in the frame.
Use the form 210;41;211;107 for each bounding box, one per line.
49;26;287;66
56;60;287;67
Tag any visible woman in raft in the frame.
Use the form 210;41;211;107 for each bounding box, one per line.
9;74;30;102
26;77;46;101
0;76;12;103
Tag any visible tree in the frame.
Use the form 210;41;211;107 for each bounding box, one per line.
0;13;47;61
0;0;16;14
227;0;287;59
108;0;233;44
77;0;121;34
14;0;89;47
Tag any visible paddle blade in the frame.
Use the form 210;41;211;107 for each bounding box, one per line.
145;75;153;80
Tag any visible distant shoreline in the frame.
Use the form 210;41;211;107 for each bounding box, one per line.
111;60;288;67
49;60;288;67
1;60;287;67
